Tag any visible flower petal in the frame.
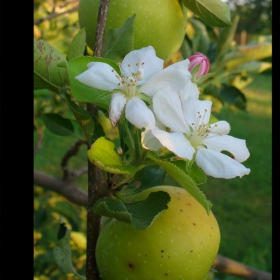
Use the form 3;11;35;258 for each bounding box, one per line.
75;62;120;91
153;87;190;133
165;58;190;73
181;98;212;127
209;120;231;135
151;130;195;160
139;59;192;97
141;129;163;151
121;46;164;84
196;147;251;178
179;80;200;101
202;134;250;162
109;93;127;126
125;97;156;129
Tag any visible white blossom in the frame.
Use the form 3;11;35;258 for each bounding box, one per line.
142;86;251;179
75;46;192;128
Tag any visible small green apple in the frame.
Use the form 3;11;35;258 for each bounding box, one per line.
78;0;187;63
96;185;220;280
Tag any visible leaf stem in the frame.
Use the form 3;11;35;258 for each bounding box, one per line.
123;120;136;159
133;126;142;160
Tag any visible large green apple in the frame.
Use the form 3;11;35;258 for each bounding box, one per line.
78;0;187;63
95;185;220;280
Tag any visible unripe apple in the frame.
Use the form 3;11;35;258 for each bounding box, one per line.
96;185;220;280
78;0;187;63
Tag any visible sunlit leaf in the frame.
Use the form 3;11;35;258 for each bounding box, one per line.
87;137;135;175
71;232;86;250
231;74;254;90
225;61;272;76
224;42;272;69
181;0;231;27
93;191;171;230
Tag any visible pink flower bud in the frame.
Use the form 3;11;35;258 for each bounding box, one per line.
188;53;210;79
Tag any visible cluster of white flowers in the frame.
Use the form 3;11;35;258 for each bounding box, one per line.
75;46;250;179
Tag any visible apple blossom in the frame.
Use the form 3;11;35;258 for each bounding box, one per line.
75;46;192;128
142;86;251;179
188;52;210;80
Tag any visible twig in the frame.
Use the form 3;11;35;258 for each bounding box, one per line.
61;139;87;180
56;0;79;9
33;170;272;280
34;170;88;206
72;166;88;178
34;5;78;25
34;126;45;155
214;255;272;280
86;2;111;279
93;0;111;57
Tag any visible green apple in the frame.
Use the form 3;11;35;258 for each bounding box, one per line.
78;0;187;63
96;185;220;280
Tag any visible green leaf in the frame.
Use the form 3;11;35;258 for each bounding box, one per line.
215;14;240;63
147;151;211;214
134;165;167;192
42;113;75;136
87;137;136;175
181;0;231;27
203;84;224;104
102;15;135;63
93;191;171;230
220;84;247;111
180;36;193;59
52;202;82;232
34;39;69;91
189;18;210;54
53;223;86;279
68;56;117;108
66;28;86;61
64;93;103;145
171;161;207;185
203;83;247;110
34;73;60;93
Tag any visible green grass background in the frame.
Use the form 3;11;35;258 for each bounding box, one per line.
34;72;272;279
205;72;272;279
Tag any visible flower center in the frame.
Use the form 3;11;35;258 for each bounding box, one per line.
187;109;217;148
115;62;145;98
